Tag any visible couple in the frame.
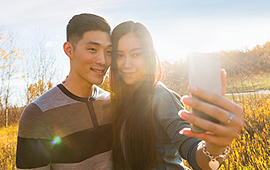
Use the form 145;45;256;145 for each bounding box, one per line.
16;13;243;170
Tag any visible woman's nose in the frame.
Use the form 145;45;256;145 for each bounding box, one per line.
124;57;132;68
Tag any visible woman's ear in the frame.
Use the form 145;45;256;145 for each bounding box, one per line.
63;42;73;59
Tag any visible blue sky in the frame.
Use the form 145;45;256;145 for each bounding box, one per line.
1;0;270;77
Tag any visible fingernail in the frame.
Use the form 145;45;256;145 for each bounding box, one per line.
182;98;192;105
180;112;189;119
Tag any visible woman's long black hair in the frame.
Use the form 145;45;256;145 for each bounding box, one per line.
110;21;162;170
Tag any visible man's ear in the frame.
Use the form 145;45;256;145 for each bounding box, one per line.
63;42;73;59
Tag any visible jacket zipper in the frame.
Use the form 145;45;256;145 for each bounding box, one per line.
87;97;98;127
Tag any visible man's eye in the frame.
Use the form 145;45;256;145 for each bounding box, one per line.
106;50;112;55
88;48;97;52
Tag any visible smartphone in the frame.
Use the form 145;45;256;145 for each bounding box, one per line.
187;53;222;133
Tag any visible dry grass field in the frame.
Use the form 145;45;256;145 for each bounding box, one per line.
1;74;270;169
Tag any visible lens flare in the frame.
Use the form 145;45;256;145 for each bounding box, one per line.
51;136;61;145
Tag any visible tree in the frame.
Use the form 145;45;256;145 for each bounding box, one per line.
0;29;22;128
26;80;53;104
161;59;188;96
22;32;59;105
219;41;270;77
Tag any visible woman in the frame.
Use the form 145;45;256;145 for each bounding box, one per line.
110;21;243;170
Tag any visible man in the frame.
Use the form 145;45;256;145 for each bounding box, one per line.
16;13;113;170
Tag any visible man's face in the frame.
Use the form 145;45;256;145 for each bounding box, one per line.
70;30;112;86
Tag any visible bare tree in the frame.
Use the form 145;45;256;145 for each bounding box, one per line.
22;31;59;105
0;28;21;128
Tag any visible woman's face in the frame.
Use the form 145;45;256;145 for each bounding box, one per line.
116;33;146;87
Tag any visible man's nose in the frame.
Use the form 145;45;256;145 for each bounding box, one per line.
96;51;106;65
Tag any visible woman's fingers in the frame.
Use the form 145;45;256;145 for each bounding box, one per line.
179;110;235;136
181;96;231;123
179;69;244;151
181;94;244;131
221;69;226;96
187;86;243;116
179;110;241;147
179;127;232;147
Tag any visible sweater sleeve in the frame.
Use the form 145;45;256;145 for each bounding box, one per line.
152;85;202;169
16;103;52;169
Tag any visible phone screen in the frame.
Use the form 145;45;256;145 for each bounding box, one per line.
188;53;222;133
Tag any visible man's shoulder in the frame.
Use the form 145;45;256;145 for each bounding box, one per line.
32;84;79;112
21;86;62;117
34;85;60;101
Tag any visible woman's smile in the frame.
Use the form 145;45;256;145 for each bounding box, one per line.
121;71;135;76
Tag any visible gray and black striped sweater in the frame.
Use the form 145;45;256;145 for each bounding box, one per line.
16;84;112;170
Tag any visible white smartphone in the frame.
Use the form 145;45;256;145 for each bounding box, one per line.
187;53;222;133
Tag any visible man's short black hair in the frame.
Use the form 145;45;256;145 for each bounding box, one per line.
66;13;111;46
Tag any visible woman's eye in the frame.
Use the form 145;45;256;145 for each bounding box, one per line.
132;53;141;58
117;54;123;58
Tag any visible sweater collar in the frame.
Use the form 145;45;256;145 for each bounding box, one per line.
57;84;97;102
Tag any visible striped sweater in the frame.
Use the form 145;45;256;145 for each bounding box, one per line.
16;84;112;170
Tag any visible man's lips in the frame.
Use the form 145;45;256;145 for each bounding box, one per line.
91;68;106;75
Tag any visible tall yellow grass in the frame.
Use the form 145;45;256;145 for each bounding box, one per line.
182;93;269;169
0;94;269;169
221;94;270;169
0;125;17;170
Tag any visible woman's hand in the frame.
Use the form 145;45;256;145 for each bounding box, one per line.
178;69;244;154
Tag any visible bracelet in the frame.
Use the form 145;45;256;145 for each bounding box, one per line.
201;141;230;170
